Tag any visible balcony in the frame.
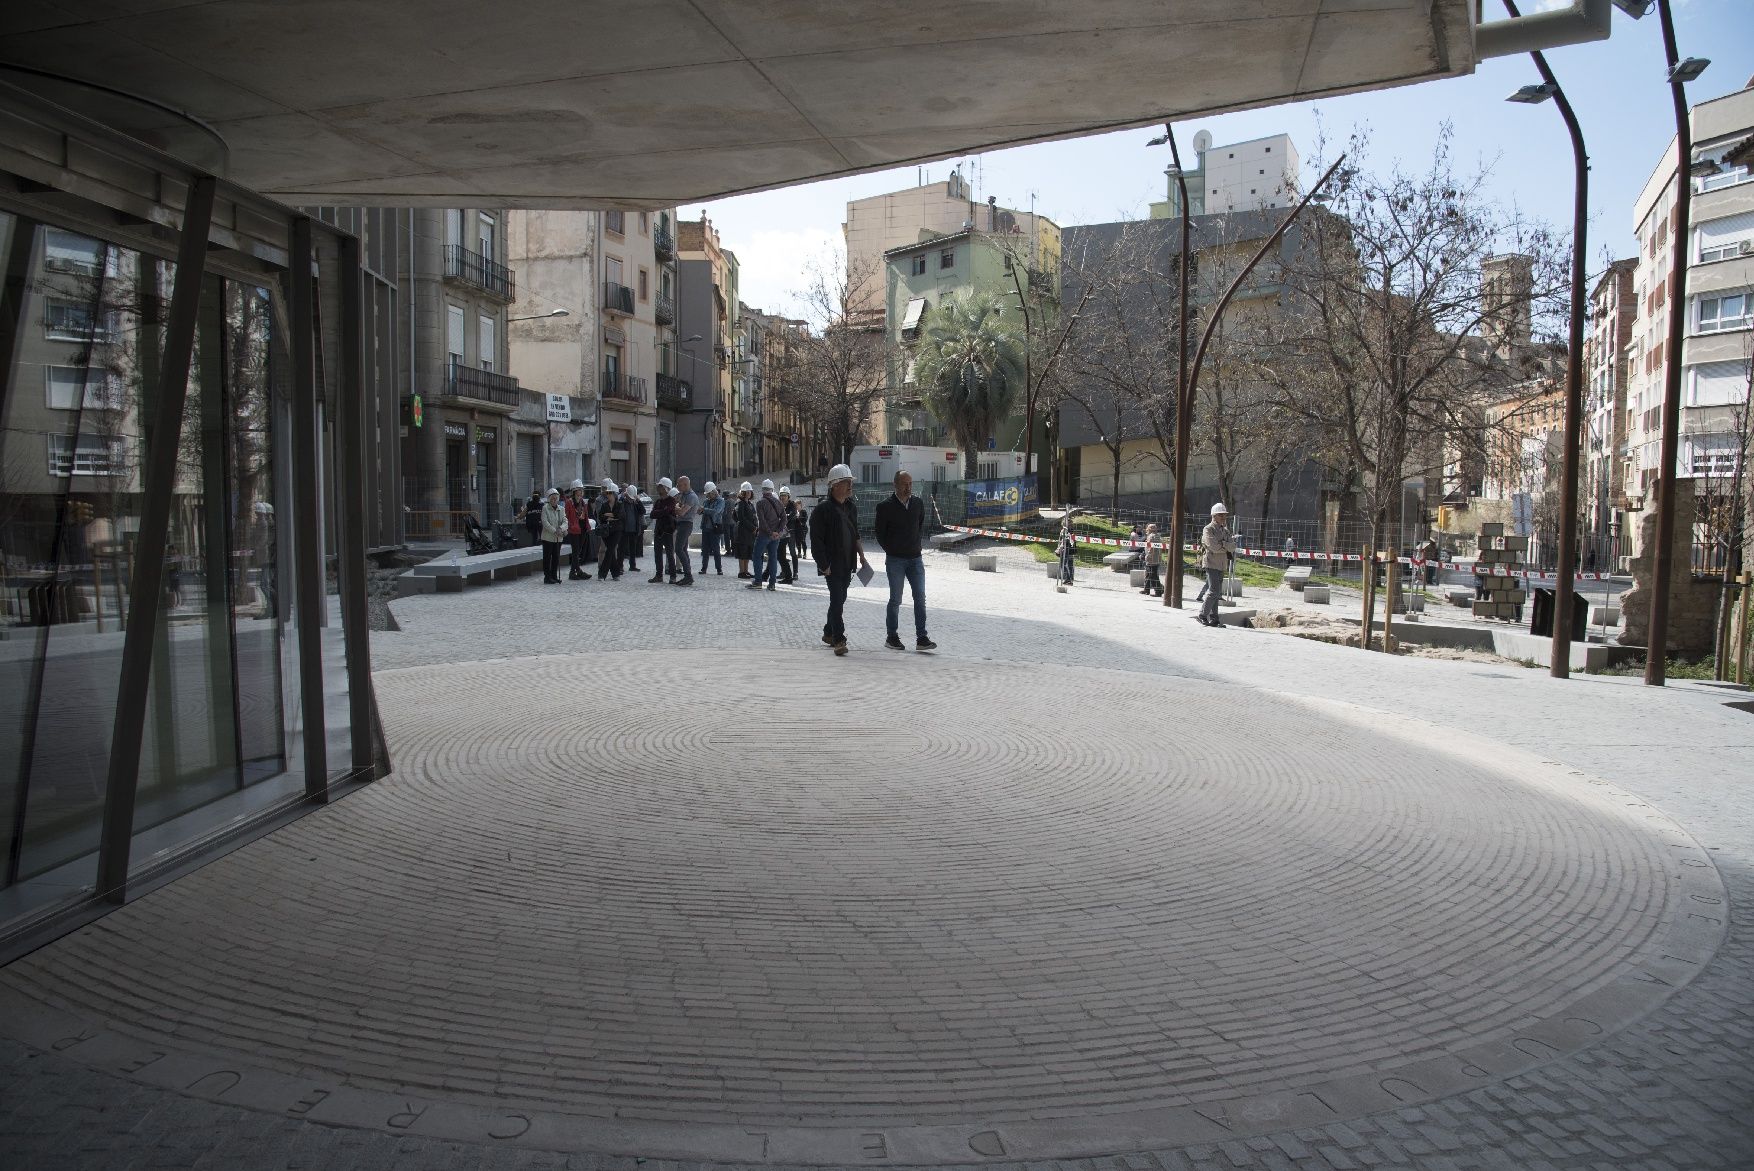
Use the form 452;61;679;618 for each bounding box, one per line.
443;245;515;301
655;292;675;325
602;370;646;403
654;226;676;261
656;372;691;410
444;360;520;408
603;281;635;316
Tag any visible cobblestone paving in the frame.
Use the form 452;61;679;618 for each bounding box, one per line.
2;543;1751;1169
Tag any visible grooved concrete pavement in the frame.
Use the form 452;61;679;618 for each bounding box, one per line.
2;543;1751;1169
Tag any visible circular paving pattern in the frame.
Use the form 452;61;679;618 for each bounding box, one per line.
0;650;1723;1164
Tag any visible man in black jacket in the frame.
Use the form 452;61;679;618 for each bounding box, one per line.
809;464;870;656
873;471;935;651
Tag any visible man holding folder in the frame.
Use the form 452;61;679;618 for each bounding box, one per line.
810;463;872;657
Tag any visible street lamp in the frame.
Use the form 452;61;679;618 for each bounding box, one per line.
1146;124;1196;607
1646;0;1706;686
1502;0;1589;679
507;308;569;322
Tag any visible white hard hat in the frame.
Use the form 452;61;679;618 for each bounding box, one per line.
703;481;717;493
601;477;616;490
253;501;274;515
740;481;753;493
827;463;854;484
1210;501;1229;516
546;487;560;498
570;479;585;490
657;476;673;490
778;484;791;495
760;478;775;491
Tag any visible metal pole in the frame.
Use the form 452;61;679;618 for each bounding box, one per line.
289;217;330;798
1646;0;1692;686
94;174;217;903
1165;127;1194;608
338;232;376;772
1506;0;1590;679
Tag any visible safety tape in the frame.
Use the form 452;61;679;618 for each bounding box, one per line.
943;524;1612;580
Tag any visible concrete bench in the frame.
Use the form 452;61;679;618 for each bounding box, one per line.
1129;568;1147;588
1589;603;1621;627
399;546;543;595
1303;584;1330;604
930;531;975;550
1103;551;1137;572
968;553;997;572
1285;564;1311;590
1444;586;1475;607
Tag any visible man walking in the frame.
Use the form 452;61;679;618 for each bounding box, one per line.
594;479;622;580
874;471;935;651
810;463;870;655
749;479;787;592
672;475;700;585
1198;502;1236;627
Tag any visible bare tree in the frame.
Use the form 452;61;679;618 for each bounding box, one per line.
991;234;1091;488
781;253;890;463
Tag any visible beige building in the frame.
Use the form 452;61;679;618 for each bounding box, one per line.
843;170;1057;312
1583;258;1638;566
677;218;737;480
1623;80;1754;560
508;208;680;491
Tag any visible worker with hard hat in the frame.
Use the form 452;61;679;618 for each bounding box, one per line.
697;482;725;576
808;464;871;656
594;479;622;580
1198;501;1236;627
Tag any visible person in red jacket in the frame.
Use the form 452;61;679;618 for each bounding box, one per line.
563;480;592;581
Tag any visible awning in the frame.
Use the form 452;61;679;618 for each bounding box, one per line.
901;297;927;333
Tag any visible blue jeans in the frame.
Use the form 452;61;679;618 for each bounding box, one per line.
698;527;722;573
753;535;780;585
885;556;928;640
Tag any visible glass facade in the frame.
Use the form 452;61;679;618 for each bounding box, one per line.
0;99;381;950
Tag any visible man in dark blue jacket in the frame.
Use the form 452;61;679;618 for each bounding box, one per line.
809;464;870;656
873;471;935;651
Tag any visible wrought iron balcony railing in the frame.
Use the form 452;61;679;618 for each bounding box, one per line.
602;371;645;403
443;245;515;300
656;372;691;410
654;226;676;261
655;292;676;325
603;281;635;315
445;360;520;407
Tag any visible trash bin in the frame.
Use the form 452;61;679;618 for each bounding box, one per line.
1529;587;1588;642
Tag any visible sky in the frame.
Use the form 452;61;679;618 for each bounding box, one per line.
685;0;1753;321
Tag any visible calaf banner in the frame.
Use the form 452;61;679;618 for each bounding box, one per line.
965;474;1039;524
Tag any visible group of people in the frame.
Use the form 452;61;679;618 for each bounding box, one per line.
514;464;935;657
1053;501;1238;626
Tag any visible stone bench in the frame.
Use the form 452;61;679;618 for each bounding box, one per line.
1103;550;1137;572
968;553;997;572
1285;564;1311;590
930;531;975;550
1303;584;1330;604
399;546;543;595
1444;586;1475;607
1589;603;1621;627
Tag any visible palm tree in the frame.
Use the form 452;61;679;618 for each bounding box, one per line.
913;293;1028;480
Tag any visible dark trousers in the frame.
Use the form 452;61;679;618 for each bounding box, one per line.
823;571;851;642
698;528;722;573
782;534;800;578
1144;564;1162;595
541;540;562;582
567;533;589;578
650;528;676;578
1201;568;1225;623
597;530;622;578
1059;549;1076;584
621;529;641;572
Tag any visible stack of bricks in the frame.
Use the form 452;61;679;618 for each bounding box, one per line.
1472;522;1528;621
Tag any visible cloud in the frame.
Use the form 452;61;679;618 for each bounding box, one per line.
726;226;842;319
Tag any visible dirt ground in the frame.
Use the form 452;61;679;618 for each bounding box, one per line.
1249;607;1532;665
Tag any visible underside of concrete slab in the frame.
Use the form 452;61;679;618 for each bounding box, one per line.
0;1;1477;207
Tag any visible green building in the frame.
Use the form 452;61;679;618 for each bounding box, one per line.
882;223;1059;470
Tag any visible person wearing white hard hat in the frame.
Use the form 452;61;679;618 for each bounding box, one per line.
697;482;726;576
809;464;870;655
774;485;798;584
618;482;646;574
539;488;567;584
671;475;700;586
732;482;758;578
648;477;678;583
749;479;787;591
594;480;623;580
1197;501;1236;627
563;480;593;581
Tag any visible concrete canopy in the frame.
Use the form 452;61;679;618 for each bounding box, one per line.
0;1;1474;209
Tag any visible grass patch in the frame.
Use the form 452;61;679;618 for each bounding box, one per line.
1597;656;1722;680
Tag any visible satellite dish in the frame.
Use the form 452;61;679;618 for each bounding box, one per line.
1192;129;1212;155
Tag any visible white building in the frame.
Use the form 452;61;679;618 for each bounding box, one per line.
1150;131;1300;220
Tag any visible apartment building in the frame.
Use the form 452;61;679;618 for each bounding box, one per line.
1582;258;1638;565
1149;131;1301;219
676;217;736;481
1623;81;1754;558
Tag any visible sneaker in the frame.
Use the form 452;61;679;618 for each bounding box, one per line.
745;582;763;590
765;583;776;592
674;577;694;586
915;637;937;651
737;572;753;580
885;634;905;650
581;573;592;581
833;639;849;657
822;633;836;645
649;574;664;583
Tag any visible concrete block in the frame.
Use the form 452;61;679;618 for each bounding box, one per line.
1589;603;1621;626
930;531;972;550
435;575;464;594
1480;522;1505;538
968;553;997;572
1046;563;1060;579
395;573;437;597
1444;587;1474;606
1223;576;1242;597
1303;585;1330;604
1285;565;1312;589
1103;551;1136;572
